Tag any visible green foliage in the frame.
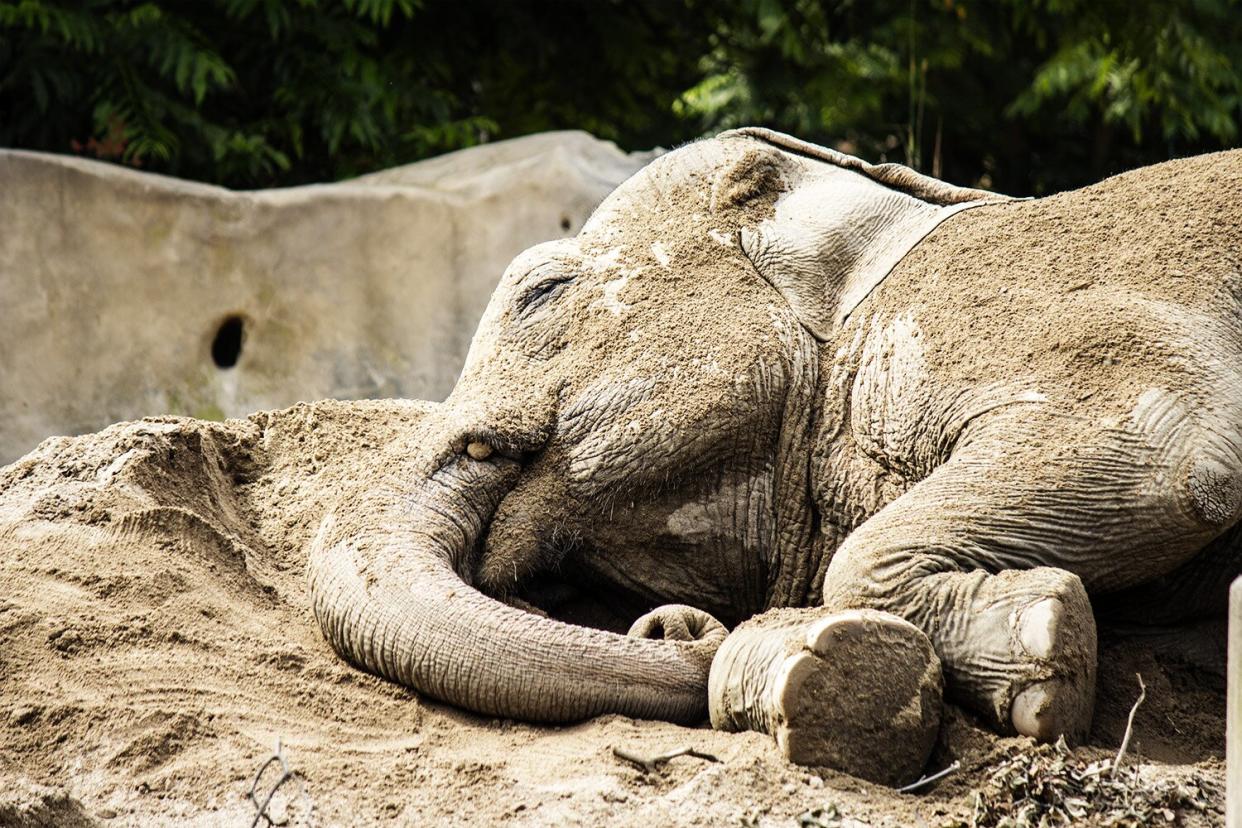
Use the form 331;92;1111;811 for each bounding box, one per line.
676;0;1242;193
0;0;707;186
1;0;1240;193
1008;0;1242;144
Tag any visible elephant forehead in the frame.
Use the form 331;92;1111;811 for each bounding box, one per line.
594;272;631;316
581;136;782;241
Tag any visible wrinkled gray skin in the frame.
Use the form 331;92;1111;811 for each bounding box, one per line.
310;129;1242;751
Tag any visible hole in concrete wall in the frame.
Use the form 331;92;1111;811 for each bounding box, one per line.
560;215;572;232
211;315;246;369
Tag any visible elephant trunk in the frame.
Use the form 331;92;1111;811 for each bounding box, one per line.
307;453;719;723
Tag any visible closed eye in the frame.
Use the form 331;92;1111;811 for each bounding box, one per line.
517;275;574;316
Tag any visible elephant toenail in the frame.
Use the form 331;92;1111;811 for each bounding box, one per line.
772;652;821;719
803;610;864;653
1011;679;1060;740
1018;598;1060;659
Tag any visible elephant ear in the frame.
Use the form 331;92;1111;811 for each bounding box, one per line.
722;127;1013;340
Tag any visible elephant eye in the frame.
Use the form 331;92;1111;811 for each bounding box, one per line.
517;275;574;317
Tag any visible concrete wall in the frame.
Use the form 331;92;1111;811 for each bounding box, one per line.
0;132;653;463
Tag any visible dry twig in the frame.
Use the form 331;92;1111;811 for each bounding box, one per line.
249;737;308;828
612;745;720;774
898;760;961;794
1111;672;1146;778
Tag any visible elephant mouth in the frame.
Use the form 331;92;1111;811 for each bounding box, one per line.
473;485;648;633
449;434;664;634
511;563;660;634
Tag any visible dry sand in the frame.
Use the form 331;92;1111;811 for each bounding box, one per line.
0;399;1224;827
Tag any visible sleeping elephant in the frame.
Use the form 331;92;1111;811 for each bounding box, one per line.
308;128;1242;784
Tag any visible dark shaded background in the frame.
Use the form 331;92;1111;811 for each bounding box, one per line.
2;0;1240;195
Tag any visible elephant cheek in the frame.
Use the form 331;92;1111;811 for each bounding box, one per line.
478;471;573;594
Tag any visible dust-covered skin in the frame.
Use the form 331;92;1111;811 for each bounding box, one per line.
305;129;1242;783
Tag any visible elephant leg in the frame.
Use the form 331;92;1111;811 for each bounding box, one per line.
1094;519;1242;625
707;606;943;785
1090;526;1240;678
819;418;1241;742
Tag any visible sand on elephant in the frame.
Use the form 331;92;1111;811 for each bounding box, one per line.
2;146;1239;826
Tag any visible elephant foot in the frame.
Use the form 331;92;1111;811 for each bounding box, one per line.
952;568;1097;742
1007;585;1097;741
708;608;943;786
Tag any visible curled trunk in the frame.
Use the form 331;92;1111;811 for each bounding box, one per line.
308;455;721;723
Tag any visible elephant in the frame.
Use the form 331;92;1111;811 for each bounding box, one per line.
307;128;1242;784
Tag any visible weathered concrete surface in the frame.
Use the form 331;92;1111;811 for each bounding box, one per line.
0;132;653;463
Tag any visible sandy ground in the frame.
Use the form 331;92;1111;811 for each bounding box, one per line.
0;400;1225;827
7;144;1242;827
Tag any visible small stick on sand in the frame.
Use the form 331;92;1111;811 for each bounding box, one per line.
897;760;961;794
612;745;720;774
1111;672;1147;779
249;737;307;828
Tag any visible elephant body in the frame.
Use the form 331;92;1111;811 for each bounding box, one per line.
309;131;1242;783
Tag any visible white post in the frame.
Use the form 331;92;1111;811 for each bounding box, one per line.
1229;577;1242;828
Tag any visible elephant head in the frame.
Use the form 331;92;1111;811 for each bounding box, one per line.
308;129;1005;723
